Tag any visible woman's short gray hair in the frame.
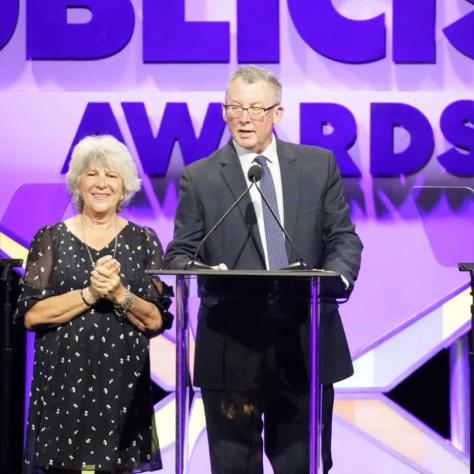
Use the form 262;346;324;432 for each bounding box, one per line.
226;65;282;104
66;135;141;212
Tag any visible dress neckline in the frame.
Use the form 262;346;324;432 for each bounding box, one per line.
61;221;130;252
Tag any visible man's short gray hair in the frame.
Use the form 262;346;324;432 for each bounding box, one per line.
226;65;282;104
66;135;141;212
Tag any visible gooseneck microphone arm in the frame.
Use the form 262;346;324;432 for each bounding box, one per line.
185;163;263;270
253;182;308;270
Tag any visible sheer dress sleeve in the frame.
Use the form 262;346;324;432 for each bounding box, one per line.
13;226;57;327
141;226;174;332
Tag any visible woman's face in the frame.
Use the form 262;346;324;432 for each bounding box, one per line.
78;162;124;215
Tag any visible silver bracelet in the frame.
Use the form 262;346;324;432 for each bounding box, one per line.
114;290;135;321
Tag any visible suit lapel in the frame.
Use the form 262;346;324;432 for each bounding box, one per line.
219;143;266;264
277;140;300;262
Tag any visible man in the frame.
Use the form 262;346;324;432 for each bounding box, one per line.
165;66;362;473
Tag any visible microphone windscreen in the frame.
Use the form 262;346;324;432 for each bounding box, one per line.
248;163;263;182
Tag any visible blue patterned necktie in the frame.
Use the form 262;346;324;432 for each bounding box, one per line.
253;155;289;269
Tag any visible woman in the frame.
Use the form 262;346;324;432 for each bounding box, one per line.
15;135;173;474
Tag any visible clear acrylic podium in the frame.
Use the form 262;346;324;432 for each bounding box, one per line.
412;185;474;457
146;268;342;474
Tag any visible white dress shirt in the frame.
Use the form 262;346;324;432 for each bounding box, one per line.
233;135;285;270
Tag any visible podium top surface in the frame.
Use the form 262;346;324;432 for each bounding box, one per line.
146;269;340;278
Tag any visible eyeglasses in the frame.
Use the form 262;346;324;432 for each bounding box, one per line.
223;103;279;120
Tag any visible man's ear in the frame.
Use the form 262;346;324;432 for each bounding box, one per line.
273;106;284;126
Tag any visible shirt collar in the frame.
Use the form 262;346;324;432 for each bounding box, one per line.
233;135;278;164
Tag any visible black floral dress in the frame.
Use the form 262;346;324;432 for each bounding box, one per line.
14;221;172;473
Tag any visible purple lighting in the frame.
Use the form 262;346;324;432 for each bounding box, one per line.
1;1;473;472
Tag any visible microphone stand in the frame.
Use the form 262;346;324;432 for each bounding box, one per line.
253;184;308;270
186;161;308;271
185;181;258;270
255;187;348;299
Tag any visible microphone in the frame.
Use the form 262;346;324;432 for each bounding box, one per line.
248;162;263;182
253;176;308;270
185;163;263;270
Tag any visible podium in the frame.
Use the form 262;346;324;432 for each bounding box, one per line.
457;263;474;460
147;268;342;474
412;185;474;458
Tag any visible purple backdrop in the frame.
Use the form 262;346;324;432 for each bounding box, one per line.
1;1;472;472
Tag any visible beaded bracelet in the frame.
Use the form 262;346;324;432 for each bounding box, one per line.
114;289;136;321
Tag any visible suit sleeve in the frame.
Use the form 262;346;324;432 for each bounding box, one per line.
164;167;206;269
320;152;363;287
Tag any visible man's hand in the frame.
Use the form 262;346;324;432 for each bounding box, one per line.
211;263;228;270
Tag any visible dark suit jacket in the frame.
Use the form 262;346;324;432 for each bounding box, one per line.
165;140;362;387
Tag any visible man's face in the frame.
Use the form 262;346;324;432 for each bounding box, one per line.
223;78;283;154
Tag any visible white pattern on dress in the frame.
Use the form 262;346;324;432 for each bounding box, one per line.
15;222;167;473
